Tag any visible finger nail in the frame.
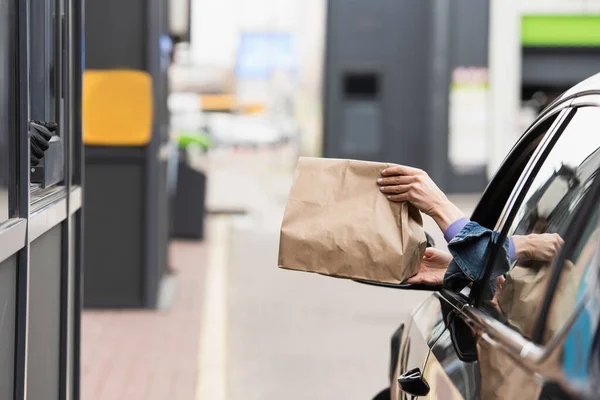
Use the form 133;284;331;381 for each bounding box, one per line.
380;187;385;191
377;178;382;183
387;195;391;199
381;169;386;174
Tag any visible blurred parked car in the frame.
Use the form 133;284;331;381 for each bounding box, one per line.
168;92;207;134
368;73;600;400
206;112;296;148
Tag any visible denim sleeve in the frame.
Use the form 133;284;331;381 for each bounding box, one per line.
443;221;512;292
445;218;517;261
444;218;470;242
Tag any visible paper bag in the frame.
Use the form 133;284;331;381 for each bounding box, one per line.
498;263;550;339
476;337;542;400
499;259;581;341
278;157;426;284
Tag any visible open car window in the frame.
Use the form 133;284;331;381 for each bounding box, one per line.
477;106;600;340
471;111;561;230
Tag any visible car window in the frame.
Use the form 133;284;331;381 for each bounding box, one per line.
539;201;600;345
471;111;560;230
554;208;600;387
480;106;600;340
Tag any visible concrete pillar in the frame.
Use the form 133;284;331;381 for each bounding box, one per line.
487;0;521;177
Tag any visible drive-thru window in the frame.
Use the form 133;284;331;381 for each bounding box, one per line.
0;0;84;398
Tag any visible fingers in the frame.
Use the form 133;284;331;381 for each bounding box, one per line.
381;165;423;177
425;247;453;265
496;275;505;288
377;175;414;186
553;233;565;246
551;234;564;259
30;138;47;158
386;193;410;202
378;175;414;198
405;274;424;284
542;233;564;258
31;121;58;132
379;184;410;195
30;153;40;167
491;275;506;305
423;247;437;258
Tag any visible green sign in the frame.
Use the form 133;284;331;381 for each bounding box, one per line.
522;15;600;47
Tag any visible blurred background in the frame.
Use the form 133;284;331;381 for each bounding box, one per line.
78;0;600;399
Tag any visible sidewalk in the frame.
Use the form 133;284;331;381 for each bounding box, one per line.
81;224;212;400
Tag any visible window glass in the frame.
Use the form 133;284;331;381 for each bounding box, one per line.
484;107;600;340
557;207;600;383
30;0;56;122
0;1;16;222
544;202;600;344
29;0;65;199
471;112;558;231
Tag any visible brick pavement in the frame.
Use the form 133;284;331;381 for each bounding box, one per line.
81;225;211;400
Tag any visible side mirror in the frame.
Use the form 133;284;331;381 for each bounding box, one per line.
448;311;478;362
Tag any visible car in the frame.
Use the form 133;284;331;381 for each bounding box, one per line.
364;72;600;400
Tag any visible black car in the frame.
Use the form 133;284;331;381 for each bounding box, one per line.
367;73;600;400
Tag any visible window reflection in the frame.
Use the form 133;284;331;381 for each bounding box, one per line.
561;251;599;388
488;107;600;340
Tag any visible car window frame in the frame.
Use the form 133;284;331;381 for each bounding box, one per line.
472;103;600;342
468;107;573;304
459;171;600;379
471;104;571;230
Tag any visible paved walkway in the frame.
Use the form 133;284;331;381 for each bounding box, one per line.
81;229;211;400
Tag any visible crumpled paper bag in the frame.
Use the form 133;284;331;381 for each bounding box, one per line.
477;336;542;400
278;157;426;284
498;262;550;339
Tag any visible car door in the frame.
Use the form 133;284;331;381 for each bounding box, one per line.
397;106;571;400
425;103;600;400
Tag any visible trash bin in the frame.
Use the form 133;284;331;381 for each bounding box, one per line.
172;139;209;240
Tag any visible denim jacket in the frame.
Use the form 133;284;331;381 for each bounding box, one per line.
443;221;512;293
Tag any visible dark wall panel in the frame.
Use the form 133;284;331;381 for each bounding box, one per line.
523;48;600;86
84;160;144;307
324;0;490;193
158;160;169;280
84;0;146;69
28;225;62;400
324;0;431;167
0;257;16;399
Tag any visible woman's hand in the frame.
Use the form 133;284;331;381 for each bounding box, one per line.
512;233;564;262
377;165;464;231
405;248;453;285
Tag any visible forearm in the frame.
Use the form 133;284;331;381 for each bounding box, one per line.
430;200;466;233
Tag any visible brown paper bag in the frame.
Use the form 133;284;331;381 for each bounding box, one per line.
278;157;426;284
499;259;581;341
498;263;550;339
476;337;542;400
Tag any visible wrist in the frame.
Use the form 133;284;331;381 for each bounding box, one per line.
431;200;464;232
512;235;530;259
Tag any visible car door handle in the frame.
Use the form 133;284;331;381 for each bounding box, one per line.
398;367;430;397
